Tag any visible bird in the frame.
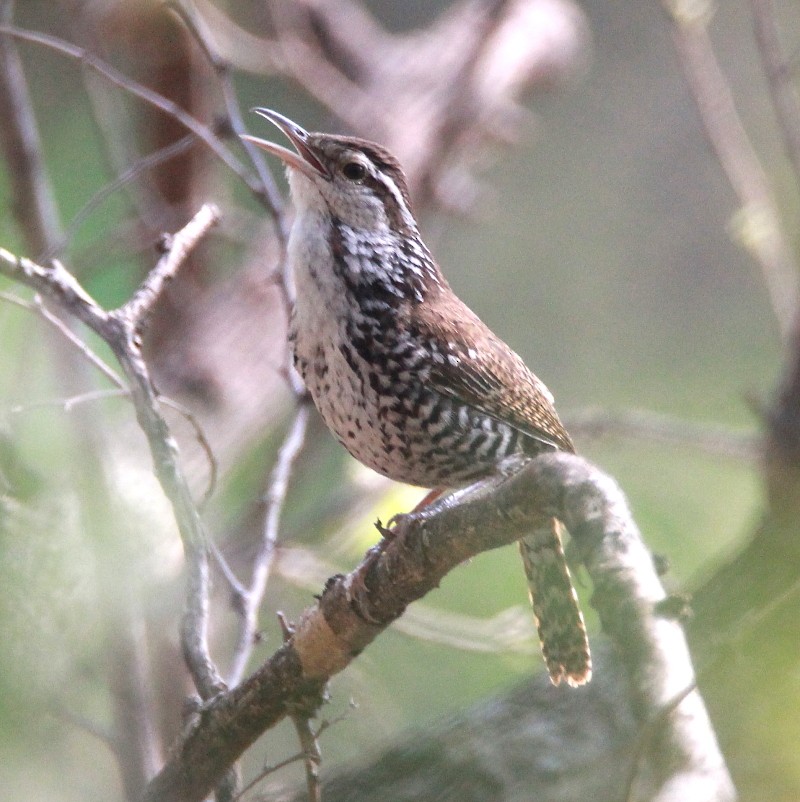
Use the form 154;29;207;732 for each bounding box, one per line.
242;109;591;687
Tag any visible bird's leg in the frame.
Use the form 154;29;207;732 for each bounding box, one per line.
383;481;496;537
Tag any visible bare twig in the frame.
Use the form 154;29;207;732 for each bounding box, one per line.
34;297;126;388
0;290;125;388
233;752;308;802
39;133;197;263
751;0;800;198
623;682;698;802
232;713;345;801
0;24;272;209
0;204;226;701
1;286;219;498
7;388;128;414
662;0;799;344
159;395;220;506
167;0;287;235
0;4;62;254
227;402;310;686
290;714;322;802
567;406;759;460
124;204;220;329
52;704;118;753
142;452;734;802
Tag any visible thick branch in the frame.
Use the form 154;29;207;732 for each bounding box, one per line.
142;452;733;802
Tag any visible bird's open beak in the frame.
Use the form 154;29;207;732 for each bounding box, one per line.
241;109;328;180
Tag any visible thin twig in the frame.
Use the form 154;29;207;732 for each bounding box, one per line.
33;296;126;388
227;402;310;686
623;682;699;802
0;24;272;208
0;5;62;254
233;752;308;802
166;0;287;236
123;203;221;329
751;0;800;198
567;406;759;460
0;205;226;701
39;133;197;263
1;285;218;497
7;388;128;414
696;574;800;680
1;283;125;388
52;704;119;753
662;0;799;344
158;395;219;506
290;714;322;802
232;713;345;802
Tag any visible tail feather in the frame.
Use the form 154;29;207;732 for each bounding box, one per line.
518;517;592;687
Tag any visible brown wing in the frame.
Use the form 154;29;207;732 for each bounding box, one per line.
411;287;574;453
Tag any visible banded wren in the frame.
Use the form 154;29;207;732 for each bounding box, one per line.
243;110;591;686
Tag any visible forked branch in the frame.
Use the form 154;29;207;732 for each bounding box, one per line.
0;204;224;700
141;452;733;802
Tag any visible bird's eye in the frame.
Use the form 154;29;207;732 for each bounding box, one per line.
341;161;367;181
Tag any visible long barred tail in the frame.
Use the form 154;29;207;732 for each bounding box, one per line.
518;517;592;687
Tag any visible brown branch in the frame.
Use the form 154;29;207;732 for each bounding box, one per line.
141;452;733;802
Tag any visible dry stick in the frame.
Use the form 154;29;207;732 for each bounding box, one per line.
662;1;799;344
0;291;126;388
168;0;302;399
1;291;218;495
290;714;322;802
0;25;272;209
7;388;129;415
166;0;287;237
173;0;313;700
751;0;800;197
0;5;62;254
232;714;341;801
267;1;384;136
39;134;198;263
158;395;220;507
141;452;733;802
566;407;758;460
0;203;225;701
623;682;699;802
233;752;308;802
227;402;311;687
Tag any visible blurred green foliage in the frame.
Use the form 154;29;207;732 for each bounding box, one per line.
0;0;794;799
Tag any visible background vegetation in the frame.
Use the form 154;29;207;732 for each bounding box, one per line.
0;0;797;800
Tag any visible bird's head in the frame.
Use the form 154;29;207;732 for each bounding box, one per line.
243;109;418;236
